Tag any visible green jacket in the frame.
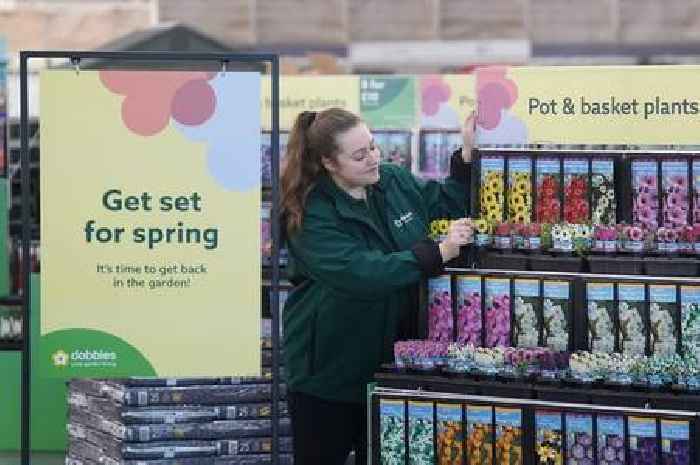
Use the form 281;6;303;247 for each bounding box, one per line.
283;156;470;403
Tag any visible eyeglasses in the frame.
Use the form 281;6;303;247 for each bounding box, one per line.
346;140;379;162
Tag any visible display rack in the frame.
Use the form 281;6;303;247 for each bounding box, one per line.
420;267;700;353
6;118;39;240
369;386;700;465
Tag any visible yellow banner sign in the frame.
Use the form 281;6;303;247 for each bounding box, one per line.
40;70;261;378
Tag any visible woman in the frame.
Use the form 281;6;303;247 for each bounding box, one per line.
280;108;475;465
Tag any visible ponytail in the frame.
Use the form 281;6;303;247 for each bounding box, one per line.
280;107;361;234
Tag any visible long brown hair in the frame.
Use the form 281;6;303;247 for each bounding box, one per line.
280;107;361;234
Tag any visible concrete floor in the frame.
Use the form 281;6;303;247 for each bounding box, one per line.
0;452;64;465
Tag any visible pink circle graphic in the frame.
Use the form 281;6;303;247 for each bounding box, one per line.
172;79;217;126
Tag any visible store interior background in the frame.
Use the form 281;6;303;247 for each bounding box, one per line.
4;0;700;463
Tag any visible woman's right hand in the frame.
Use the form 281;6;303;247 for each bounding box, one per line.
439;219;473;262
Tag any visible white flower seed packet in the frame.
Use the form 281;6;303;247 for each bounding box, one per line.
618;283;647;356
650;285;679;357
587;282;616;354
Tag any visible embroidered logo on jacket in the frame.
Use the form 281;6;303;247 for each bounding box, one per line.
393;211;415;228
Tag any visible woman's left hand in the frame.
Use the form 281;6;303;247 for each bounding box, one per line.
461;111;476;163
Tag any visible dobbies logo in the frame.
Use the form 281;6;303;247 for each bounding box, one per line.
52;350;69;367
51;348;118;368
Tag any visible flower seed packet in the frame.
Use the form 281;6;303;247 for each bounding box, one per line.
480;156;506;223
587;283;616;353
409;401;435;465
508;157;532;224
563;158;590;224
535;410;562;465
543;281;571;352
661;159;690;228
513;279;541;348
649;285;680;357
628;416;658;465
681;286;700;359
467;405;493;465
631;159;660;230
661;419;690;465
693;159;700;223
419;132;447;180
380;399;406;465
260;131;289;187
618;284;647;356
485;278;512;348
495;407;523;465
592;158;616;225
536;158;561;224
437;403;464;465
428;275;453;342
260;131;272;187
375;131;412;170
598;415;625;465
456;276;483;346
261;202;272;265
566;413;594;465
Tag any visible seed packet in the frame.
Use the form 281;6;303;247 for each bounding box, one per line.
587;282;616;353
661;159;690;228
536;158;561;223
495;407;522;465
261;132;272;187
467;405;493;465
513;279;541;348
591;158;616;225
692;159;700;223
436;403;464;465
480;156;506;223
597;415;625;465
375;131;412;170
485;278;511;347
661;419;690;465
618;284;647;356
535;410;562;465
680;286;700;359
563;158;590;224
631;159;659;230
428;275;453;342
380;399;406;465
419;132;448;180
566;413;594;465
456;276;482;346
261;203;272;265
260;131;289;187
649;285;679;357
628;416;658;465
391;132;413;170
543;281;570;352
508;157;532;223
408;401;435;465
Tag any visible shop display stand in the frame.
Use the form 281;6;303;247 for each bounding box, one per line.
369;386;700;465
6;118;39;240
421;267;700;349
18;50;284;465
476;247;700;276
